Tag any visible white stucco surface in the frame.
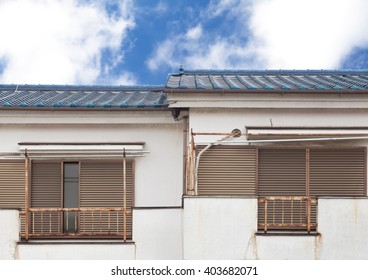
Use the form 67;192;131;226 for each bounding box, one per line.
255;235;317;260
133;208;183;259
317;198;368;259
0;210;19;260
183;197;258;260
17;243;135;260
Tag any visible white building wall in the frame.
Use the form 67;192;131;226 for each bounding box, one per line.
17;243;135;260
183;197;258;260
133;208;182;259
255;236;317;260
183;197;368;260
317;198;368;259
0;210;19;260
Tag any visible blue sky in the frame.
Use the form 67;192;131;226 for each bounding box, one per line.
0;0;368;86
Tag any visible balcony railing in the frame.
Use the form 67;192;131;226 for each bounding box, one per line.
20;207;131;241
258;196;317;233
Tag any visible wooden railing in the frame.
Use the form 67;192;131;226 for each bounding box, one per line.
258;196;317;233
20;207;131;241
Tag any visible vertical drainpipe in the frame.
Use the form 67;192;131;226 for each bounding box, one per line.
182;116;188;202
24;149;29;241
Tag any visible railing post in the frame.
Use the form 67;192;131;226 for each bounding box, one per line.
264;199;268;233
307;197;311;234
24;150;29;241
74;210;77;235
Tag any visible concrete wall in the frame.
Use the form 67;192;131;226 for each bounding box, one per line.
183;197;258;260
183;197;368;260
133;208;182;259
317;198;368;259
0;210;19;260
17;243;135;260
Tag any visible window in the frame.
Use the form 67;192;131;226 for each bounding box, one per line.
63;163;79;233
28;159;133;239
258;147;366;232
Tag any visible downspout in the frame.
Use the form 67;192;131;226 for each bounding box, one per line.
182;116;188;203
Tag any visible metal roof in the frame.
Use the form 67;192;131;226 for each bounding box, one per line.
165;69;368;91
0;85;167;109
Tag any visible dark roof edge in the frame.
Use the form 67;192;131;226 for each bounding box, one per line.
168;69;368;76
0;84;164;91
163;88;368;94
0;106;170;112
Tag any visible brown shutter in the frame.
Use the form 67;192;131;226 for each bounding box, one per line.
0;160;26;234
79;160;133;237
258;148;307;230
197;145;256;195
30;161;62;234
310;148;366;196
258;148;306;196
0;160;25;208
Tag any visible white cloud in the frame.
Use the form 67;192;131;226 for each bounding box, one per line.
147;0;368;71
185;25;203;40
251;0;368;69
0;0;136;84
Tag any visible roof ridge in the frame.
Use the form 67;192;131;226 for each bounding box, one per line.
171;69;368;75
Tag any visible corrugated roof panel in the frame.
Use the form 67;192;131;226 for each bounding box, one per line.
222;75;244;89
250;76;274;89
276;75;305;89
195;75;213;89
179;75;196;88
236;76;258;89
166;75;180;88
264;76;292;90
0;85;167;109
209;75;230;89
325;75;357;89
165;69;368;91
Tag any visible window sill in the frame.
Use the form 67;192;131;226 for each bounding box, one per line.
18;239;135;245
255;231;320;237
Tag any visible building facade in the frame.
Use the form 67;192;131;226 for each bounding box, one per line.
1;70;368;259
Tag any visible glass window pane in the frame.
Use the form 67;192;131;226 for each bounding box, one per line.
63;162;79;233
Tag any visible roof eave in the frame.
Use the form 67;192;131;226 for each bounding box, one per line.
163;88;368;94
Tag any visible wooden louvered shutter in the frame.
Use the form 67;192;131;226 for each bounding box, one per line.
31;161;62;234
258;148;306;229
79;160;133;237
310;148;366;196
197;145;256;195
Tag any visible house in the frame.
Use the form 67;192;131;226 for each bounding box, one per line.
1;70;368;259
